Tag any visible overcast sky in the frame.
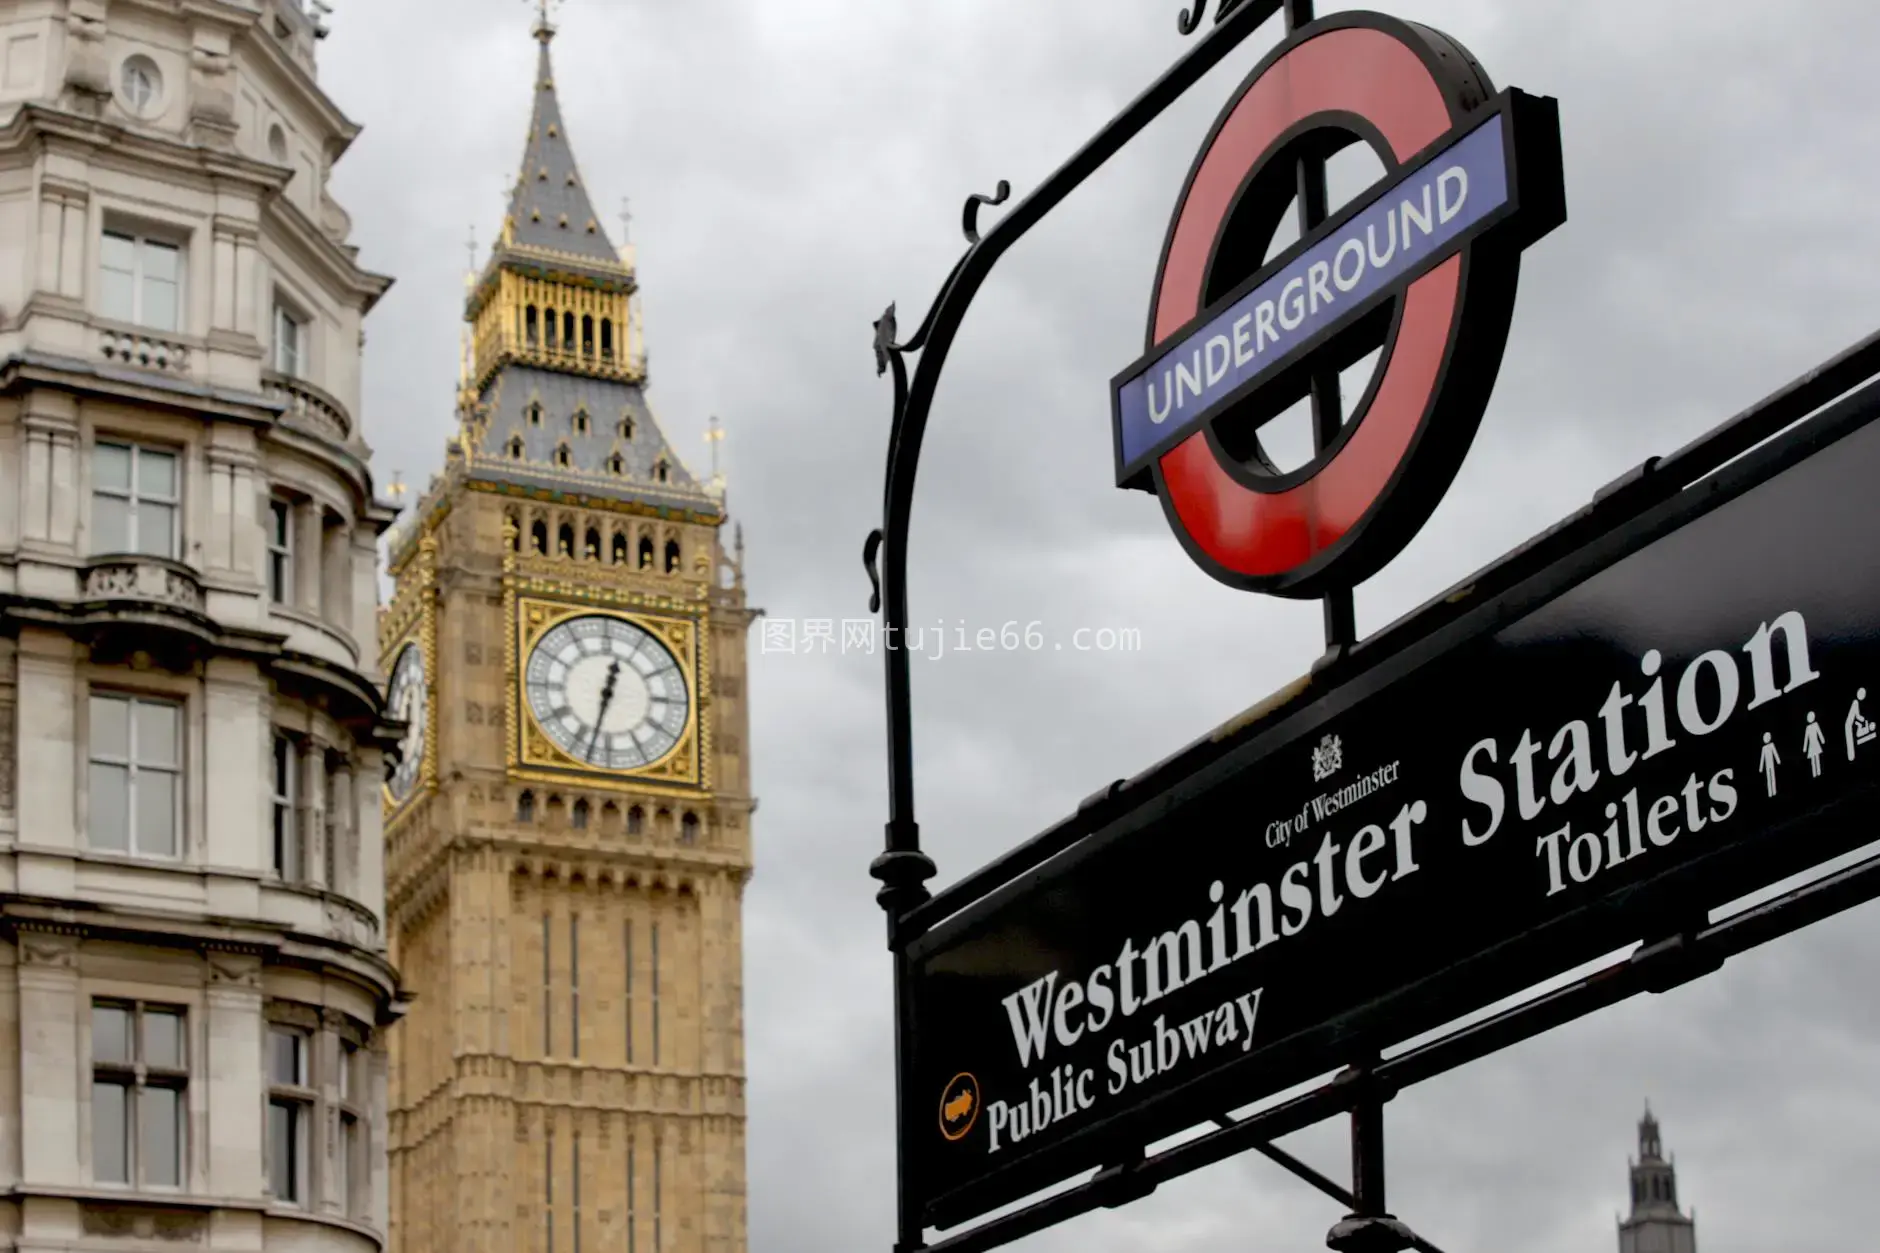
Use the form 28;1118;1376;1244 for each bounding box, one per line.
322;2;1880;1251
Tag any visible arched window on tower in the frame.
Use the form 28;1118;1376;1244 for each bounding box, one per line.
627;805;644;837
664;540;681;573
526;305;539;346
601;318;615;360
557;523;575;557
584;527;601;559
516;791;535;823
612;532;628;564
531;520;549;554
582;314;595;357
638;537;654;569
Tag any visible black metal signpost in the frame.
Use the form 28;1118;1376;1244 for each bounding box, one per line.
865;4;1880;1252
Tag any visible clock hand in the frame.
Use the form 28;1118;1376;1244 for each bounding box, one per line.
586;659;621;763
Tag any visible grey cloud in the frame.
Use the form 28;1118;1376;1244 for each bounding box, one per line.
320;2;1880;1250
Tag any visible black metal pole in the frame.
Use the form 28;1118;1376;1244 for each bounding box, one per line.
1326;1063;1412;1253
1282;0;1358;657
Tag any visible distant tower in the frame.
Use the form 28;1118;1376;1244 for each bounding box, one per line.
1618;1107;1697;1253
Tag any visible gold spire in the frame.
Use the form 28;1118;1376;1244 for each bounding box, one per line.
705;415;726;497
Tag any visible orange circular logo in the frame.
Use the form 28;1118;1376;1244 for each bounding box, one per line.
938;1072;980;1142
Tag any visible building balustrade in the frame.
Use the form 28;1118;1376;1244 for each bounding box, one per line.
262;370;353;445
80;553;206;613
99;328;192;375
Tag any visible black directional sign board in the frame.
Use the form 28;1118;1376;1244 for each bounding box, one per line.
909;383;1880;1229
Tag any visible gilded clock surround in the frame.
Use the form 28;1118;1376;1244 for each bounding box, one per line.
507;593;707;790
379;534;439;828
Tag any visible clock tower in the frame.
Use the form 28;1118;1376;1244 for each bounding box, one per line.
379;13;756;1253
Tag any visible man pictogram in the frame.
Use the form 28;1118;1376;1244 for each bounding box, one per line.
1759;731;1781;797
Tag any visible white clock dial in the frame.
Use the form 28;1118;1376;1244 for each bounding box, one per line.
525;614;690;770
385;642;427;803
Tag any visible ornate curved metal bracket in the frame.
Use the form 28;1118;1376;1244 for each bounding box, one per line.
1179;0;1254;34
863;529;883;613
962;180;1012;244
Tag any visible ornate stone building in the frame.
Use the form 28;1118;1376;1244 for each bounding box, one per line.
381;14;756;1253
1618;1108;1697;1253
0;1;403;1251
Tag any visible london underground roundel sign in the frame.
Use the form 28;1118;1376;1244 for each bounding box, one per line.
1111;12;1566;597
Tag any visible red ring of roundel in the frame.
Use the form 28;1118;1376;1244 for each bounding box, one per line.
1150;24;1466;585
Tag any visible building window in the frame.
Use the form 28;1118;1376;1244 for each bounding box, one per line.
271;734;300;880
89;692;181;859
92;441;179;558
92;1000;187;1188
273;303;305;377
267;499;293;603
267;1026;311;1205
627;1137;637;1253
572;1131;583;1253
337;1039;362;1216
100;230;181;332
653;1130;663;1252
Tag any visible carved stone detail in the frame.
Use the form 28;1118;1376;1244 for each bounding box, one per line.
206;950;261;988
18;929;78;968
81;558;205;612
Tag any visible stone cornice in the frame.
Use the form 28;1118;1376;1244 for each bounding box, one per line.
0;350;379;508
263;188;395;316
0;102;291;197
0;895;402;1007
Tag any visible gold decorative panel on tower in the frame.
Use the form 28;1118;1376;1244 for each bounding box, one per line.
381;14;757;1253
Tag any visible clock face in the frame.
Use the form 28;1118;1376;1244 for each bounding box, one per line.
524;614;691;770
385;642;427;803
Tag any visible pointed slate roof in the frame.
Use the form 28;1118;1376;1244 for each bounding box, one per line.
502;18;621;265
465;365;715;513
448;13;716;518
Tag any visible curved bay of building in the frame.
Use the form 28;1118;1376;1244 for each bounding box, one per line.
0;1;402;1249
